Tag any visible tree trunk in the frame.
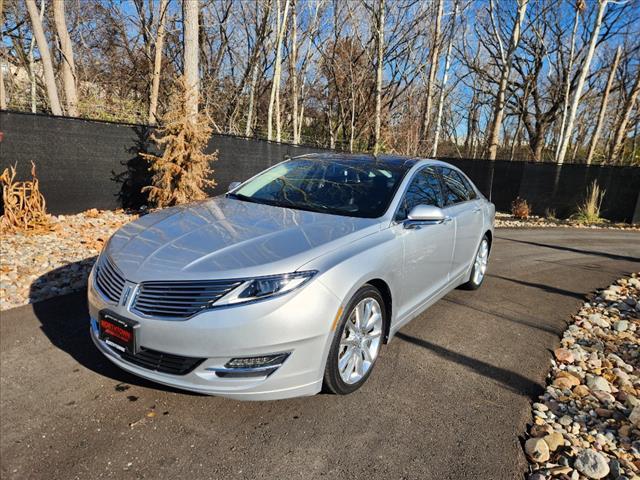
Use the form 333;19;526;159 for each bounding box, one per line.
148;0;168;125
609;67;640;163
267;0;290;141
245;58;260;137
554;7;580;162
290;0;299;144
585;46;621;165
52;0;78;116
183;0;199;119
556;0;608;165
0;0;5;110
418;0;443;151
486;0;528;160
373;0;385;154
431;1;457;157
27;0;48;114
26;0;61;115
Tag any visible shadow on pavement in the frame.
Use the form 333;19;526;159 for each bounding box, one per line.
487;273;586;301
442;296;565;336
29;261;198;395
395;331;543;398
496;236;640;263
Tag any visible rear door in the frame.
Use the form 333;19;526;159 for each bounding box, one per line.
393;167;454;316
438;167;483;279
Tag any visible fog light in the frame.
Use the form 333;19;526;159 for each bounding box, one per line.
225;353;289;369
208;353;291;378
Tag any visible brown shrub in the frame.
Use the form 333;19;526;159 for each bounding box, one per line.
511;197;531;220
142;77;218;208
1;162;51;233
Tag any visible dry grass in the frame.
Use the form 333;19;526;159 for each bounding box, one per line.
573;180;606;224
511;197;531;219
1;163;52;234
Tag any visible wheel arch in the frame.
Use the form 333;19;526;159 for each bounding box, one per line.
484;229;493;252
366;278;393;344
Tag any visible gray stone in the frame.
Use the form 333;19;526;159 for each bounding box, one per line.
613;320;629;332
574;449;610;479
586;375;611;393
588;313;610;328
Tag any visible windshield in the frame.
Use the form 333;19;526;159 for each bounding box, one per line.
230;158;408;218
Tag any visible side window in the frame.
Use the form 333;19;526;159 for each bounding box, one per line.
440;167;473;205
395;167;445;221
460;174;478;200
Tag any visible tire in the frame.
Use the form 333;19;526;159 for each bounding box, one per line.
460;234;490;290
323;285;386;395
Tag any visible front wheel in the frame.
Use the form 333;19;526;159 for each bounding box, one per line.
323;285;385;395
461;235;490;290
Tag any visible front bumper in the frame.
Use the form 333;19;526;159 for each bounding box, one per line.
88;269;341;400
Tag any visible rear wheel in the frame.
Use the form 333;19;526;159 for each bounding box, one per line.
323;285;385;395
461;235;490;290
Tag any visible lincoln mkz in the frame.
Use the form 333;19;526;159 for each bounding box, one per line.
88;154;495;400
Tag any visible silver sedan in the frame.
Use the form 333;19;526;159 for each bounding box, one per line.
88;154;495;400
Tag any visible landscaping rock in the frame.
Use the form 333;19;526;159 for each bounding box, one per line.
525;437;550;463
574;449;609;479
522;274;640;479
0;209;137;310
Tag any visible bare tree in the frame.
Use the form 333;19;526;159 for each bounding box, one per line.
183;0;200;119
554;1;582;163
585;46;621;164
148;0;169;125
0;0;7;110
267;0;290;141
432;0;459;157
609;65;640;163
556;0;609;165
290;0;299;143
25;0;61;115
418;0;443;151
373;0;385;154
52;0;78;116
485;0;529;160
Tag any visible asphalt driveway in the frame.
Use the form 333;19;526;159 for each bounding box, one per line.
1;228;639;479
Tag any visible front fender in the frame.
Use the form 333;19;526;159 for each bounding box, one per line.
301;227;403;327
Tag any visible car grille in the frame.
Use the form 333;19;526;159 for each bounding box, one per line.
95;255;127;304
119;346;205;375
131;280;243;319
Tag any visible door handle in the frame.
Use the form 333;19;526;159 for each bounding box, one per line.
472;208;481;213
443;216;453;224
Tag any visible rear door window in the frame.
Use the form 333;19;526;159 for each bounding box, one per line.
440;167;475;205
395;167;445;221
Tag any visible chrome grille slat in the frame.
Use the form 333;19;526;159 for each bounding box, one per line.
94;255;126;304
132;280;242;319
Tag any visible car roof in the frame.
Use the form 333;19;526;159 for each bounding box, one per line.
291;153;424;172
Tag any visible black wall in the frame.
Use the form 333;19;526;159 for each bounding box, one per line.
1;111;639;223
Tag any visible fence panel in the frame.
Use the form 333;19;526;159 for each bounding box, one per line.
1;111;638;222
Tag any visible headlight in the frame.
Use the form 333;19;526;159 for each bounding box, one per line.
216;271;317;306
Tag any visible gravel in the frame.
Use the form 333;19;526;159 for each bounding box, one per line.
495;212;639;230
525;274;640;480
0;209;136;310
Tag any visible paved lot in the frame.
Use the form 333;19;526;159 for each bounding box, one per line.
1;228;639;480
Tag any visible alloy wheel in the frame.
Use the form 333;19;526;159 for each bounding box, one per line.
473;238;489;285
337;297;383;384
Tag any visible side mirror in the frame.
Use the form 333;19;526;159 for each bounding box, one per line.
404;205;449;229
228;181;241;191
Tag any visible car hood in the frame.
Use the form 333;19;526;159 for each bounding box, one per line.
106;196;381;282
